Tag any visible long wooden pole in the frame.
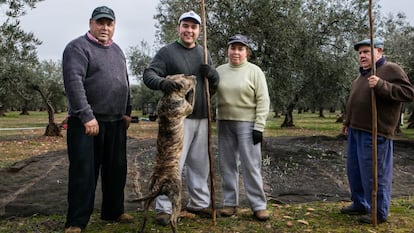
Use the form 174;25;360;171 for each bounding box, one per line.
369;0;378;227
201;0;217;225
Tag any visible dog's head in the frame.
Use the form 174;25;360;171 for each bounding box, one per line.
157;74;196;117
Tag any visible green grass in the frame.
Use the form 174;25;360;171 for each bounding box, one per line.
265;112;414;139
2;110;414;139
0;111;68;128
265;112;343;137
0;111;68;139
0;197;413;232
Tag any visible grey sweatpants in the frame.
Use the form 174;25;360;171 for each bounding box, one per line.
218;120;267;211
155;118;211;214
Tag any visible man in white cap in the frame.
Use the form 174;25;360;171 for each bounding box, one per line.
143;10;219;226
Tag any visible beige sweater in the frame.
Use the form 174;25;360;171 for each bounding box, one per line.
216;60;270;131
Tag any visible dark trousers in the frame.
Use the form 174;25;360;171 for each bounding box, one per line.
65;117;127;228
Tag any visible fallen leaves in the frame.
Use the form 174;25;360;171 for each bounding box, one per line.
297;219;309;225
273;204;315;228
0;133;66;168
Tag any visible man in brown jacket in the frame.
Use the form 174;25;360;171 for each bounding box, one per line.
341;38;414;224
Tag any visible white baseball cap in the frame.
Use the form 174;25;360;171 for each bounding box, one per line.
178;10;201;24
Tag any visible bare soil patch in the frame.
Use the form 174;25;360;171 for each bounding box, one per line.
1;134;413;218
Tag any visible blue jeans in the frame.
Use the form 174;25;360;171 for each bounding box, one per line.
346;127;393;220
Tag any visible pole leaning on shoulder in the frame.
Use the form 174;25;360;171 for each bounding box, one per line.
201;0;217;225
369;0;378;227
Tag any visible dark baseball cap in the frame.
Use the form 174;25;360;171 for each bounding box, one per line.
228;34;250;47
91;6;115;21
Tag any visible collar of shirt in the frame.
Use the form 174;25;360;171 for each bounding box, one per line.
176;38;197;48
359;56;386;76
87;32;113;47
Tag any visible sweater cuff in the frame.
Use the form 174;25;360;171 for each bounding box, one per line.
79;109;95;124
253;125;264;132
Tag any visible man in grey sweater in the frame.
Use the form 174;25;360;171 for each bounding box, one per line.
62;6;133;233
143;10;219;226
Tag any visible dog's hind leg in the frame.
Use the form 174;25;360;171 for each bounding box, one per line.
138;198;153;233
169;181;182;233
169;195;181;233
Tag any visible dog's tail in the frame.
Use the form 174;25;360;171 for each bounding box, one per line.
132;178;166;202
134;191;159;202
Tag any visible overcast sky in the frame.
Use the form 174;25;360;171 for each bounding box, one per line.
17;0;159;61
9;0;414;61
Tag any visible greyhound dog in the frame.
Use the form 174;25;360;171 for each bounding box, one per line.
137;74;196;233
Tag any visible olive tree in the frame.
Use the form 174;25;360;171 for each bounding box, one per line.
0;0;43;115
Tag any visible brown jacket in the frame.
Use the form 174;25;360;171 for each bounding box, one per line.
345;61;414;139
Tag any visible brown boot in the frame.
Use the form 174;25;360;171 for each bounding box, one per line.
185;207;213;218
64;226;81;233
117;213;134;223
155;212;171;226
219;206;237;217
340;205;367;215
358;214;387;224
254;210;270;221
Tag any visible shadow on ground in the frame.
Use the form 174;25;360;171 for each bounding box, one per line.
1;136;413;218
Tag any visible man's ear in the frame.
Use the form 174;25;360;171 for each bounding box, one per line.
377;47;383;53
376;48;384;58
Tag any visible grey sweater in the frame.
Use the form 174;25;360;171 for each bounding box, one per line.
62;34;131;124
143;41;219;119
